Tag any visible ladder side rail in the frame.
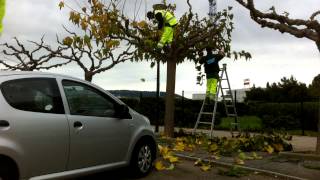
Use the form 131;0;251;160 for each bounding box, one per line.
219;67;230;115
224;68;239;133
193;96;207;134
224;68;238;116
210;76;222;138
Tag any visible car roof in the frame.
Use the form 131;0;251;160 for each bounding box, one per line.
0;70;77;80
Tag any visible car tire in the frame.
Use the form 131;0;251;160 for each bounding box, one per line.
0;163;18;180
130;141;155;178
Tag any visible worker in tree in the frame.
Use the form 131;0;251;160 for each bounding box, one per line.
147;8;177;49
200;47;225;100
0;0;5;34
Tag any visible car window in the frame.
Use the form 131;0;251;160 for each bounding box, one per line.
62;80;116;117
1;78;64;114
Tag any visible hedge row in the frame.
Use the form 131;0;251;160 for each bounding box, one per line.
120;97;319;131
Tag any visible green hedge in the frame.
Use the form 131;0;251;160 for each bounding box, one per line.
120;97;319;131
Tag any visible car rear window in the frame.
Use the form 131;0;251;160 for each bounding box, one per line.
1;78;65;114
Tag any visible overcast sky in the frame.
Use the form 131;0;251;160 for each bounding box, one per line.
1;0;320;98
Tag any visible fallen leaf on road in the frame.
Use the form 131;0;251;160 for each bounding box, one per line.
155;161;166;171
200;164;211;171
194;158;203;166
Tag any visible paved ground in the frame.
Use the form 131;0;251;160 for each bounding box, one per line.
76;127;318;180
78;160;279;180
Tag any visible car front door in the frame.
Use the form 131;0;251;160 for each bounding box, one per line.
60;79;132;170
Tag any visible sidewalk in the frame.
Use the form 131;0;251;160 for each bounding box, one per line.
153;126;317;152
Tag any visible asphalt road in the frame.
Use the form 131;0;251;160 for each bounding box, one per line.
78;160;278;180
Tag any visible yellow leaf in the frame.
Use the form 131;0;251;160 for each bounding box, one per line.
209;143;218;152
173;142;185;152
137;21;148;29
238;152;247;160
58;1;64;10
164;155;179;163
211;155;221;160
200;164;211;171
166;163;175;170
273;144;284;152
196;139;202;145
63;37;73;46
158;145;170;156
185;144;195;151
234;158;245;165
194;158;203;166
252;152;263;160
265;145;274;154
155;161;166;171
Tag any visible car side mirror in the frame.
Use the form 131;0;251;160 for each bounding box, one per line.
115;104;130;119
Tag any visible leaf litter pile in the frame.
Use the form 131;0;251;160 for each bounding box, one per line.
155;132;292;174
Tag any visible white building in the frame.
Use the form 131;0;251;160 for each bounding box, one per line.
192;88;250;102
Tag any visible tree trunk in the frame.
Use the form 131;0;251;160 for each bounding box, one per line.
85;71;93;82
164;57;177;137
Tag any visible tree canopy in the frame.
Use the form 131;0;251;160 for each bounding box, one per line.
112;0;250;136
57;0;136;81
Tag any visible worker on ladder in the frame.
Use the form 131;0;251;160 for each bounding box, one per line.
200;47;225;100
0;0;5;34
146;6;178;49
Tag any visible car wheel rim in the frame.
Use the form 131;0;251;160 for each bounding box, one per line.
137;145;152;173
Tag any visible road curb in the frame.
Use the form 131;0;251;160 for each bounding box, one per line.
279;152;320;161
174;153;307;180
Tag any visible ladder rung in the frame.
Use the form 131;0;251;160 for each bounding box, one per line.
221;88;229;90
227;114;237;117
226;105;234;108
201;112;213;115
220;78;228;80
199;122;212;125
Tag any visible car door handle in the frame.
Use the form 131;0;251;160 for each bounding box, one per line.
73;121;83;128
0;120;9;127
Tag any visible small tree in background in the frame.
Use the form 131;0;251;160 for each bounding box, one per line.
309;74;320;97
56;0;136;81
0;37;70;71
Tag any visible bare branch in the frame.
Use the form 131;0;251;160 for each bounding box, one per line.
311;11;320;21
235;0;320;48
0;37;70;71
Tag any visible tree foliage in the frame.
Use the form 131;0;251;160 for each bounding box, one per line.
56;0;136;81
309;74;320;97
246;76;309;102
112;0;250;137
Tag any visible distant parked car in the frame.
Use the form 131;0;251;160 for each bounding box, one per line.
0;71;157;180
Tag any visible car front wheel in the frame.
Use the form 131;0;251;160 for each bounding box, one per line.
130;141;155;177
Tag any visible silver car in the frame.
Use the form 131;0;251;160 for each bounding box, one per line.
0;71;157;180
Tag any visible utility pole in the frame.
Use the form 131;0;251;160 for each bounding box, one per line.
154;0;166;133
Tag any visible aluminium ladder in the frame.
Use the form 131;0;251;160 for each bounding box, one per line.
193;63;240;138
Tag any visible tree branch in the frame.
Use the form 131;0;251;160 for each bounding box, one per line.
235;0;320;50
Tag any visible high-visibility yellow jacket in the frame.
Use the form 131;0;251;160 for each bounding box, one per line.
154;9;177;27
0;0;5;33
